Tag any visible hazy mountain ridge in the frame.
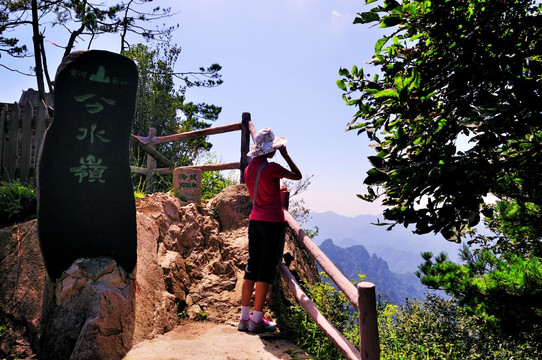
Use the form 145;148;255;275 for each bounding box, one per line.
318;239;425;304
307;211;463;274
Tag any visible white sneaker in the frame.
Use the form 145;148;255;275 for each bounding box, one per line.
248;317;276;333
237;318;250;331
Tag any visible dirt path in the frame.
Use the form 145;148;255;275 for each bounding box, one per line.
123;321;310;360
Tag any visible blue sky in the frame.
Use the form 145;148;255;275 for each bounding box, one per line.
0;0;386;217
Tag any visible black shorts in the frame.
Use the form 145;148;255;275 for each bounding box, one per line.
244;220;286;283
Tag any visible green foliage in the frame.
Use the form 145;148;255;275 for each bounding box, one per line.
132;153;237;201
197;310;208;321
198;153;238;201
0;181;36;227
176;301;188;324
415;198;542;340
378;294;541;359
125;42;221;161
0;1;27;58
278;273;359;359
1;0;178;98
417;247;542;340
124;42;223;193
133;190;145;199
280;276;540;359
339;0;542;344
477;200;542;256
201;170;237;201
339;0;542;240
304;226;319;240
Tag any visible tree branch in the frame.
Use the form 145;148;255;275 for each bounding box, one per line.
63;0;88;58
0;63;33;76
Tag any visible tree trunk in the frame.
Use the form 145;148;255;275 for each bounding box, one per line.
31;0;46;102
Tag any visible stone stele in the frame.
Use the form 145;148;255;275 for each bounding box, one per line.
37;50;138;280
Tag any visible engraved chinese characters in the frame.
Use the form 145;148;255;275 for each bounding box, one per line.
173;168;202;203
38;51;138;280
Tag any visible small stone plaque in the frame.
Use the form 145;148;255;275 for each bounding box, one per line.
38;50;138;279
173;168;202;203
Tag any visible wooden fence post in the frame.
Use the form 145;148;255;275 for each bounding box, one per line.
0;104;7;178
19;101;34;183
240;113;251;184
145;127;157;192
35;101;49;173
5;102;20;180
281;189;290;210
358;281;380;360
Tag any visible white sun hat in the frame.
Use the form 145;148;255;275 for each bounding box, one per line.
247;128;287;157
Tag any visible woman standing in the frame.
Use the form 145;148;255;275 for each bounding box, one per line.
238;128;302;333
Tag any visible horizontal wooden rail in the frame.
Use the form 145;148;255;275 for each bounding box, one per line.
132;114;254;188
134;122;243;145
130;134;174;168
283;210;359;308
131;162;240;176
131;166;172;175
278;262;361;360
180;162;240;172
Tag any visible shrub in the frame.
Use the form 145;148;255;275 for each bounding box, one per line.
379;294;541;359
277;273;359;359
132;152;238;201
201;170;237;201
279;276;540;359
0;324;6;339
0;181;37;227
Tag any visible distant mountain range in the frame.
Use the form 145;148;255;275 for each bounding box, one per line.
318;239;426;305
307;211;463;274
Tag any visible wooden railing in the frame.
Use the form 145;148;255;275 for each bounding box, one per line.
2;99;380;357
280;211;380;360
0;101;52;185
130;112;257;191
0;103;256;188
132;112;381;358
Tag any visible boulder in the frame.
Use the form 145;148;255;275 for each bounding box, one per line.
207;184;252;231
41;258;134;360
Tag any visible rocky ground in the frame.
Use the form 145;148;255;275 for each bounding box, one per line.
0;185;320;359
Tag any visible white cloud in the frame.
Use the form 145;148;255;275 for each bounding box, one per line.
330;9;353;30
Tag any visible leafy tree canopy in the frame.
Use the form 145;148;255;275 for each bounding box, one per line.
124;42;223;193
125;42;222;147
338;0;542;342
338;0;542;242
1;1;225;191
0;0;178;99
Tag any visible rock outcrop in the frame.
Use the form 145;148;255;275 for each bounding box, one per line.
0;185;319;359
41;258;135;360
